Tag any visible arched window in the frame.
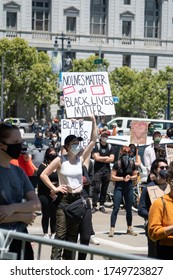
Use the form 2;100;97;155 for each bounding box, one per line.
144;0;161;38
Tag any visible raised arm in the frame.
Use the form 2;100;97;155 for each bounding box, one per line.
82;115;98;163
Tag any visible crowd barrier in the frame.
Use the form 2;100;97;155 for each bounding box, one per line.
0;228;149;260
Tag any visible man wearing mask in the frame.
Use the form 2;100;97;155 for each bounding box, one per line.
92;129;115;214
27;132;48;188
143;131;162;174
138;158;169;257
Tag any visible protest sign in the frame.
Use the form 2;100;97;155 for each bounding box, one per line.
165;145;173;164
130;121;148;144
147;185;170;204
62;72;115;118
61;119;92;148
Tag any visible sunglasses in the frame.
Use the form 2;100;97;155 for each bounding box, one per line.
159;166;168;170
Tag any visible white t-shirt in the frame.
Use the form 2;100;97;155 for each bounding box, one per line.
58;155;82;191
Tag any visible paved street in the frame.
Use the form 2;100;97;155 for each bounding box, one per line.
28;206;148;260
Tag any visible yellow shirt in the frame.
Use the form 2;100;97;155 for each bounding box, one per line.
148;193;173;246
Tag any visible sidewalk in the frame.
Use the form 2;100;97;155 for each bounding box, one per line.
28;207;147;260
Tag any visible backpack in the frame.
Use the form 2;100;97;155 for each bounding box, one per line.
96;142;112;152
117;158;135;176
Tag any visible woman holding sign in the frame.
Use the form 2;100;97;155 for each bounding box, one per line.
40;115;97;260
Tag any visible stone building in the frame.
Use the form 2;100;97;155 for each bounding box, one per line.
0;0;173;119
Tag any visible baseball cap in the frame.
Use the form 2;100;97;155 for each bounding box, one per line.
100;129;110;136
64;135;83;146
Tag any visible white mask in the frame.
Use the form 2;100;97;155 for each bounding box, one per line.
101;136;107;143
70;144;82;155
52;137;57;142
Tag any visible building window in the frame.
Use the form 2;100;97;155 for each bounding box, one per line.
123;54;131;67
122;21;131;37
66;17;76;34
124;0;131;4
6;12;17;30
32;0;50;31
90;0;108;35
95;52;104;59
144;0;161;38
149;56;157;68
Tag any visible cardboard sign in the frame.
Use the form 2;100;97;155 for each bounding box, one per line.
61;119;92;148
130;121;149;144
147;185;170;204
62;72;116;118
165;145;173;165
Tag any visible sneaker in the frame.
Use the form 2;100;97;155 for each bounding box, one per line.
127;228;137;236
90;235;100;245
43;234;49;238
51;233;55;239
92;207;98;214
99;206;107;214
108;228;114;237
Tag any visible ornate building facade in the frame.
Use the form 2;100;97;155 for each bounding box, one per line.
0;0;173;72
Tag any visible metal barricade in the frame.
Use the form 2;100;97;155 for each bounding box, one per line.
0;228;149;260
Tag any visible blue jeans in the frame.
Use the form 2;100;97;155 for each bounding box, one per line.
110;181;134;227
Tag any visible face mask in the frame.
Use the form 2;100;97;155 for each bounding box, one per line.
101;137;108;143
159;170;168;180
2;142;22;159
149;127;154;134
70;144;82;155
131;148;135;154
154;137;161;144
121;154;129;168
52;137;57;142
47;154;57;161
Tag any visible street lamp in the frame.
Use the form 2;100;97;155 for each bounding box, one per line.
1;56;4;121
54;32;71;119
167;82;172;120
54;32;71;72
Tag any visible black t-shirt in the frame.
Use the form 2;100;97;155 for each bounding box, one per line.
93;142;114;173
37;163;59;197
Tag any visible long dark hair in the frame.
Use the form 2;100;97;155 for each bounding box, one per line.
43;147;57;164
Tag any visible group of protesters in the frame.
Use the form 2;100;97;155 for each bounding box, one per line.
1;115;173;261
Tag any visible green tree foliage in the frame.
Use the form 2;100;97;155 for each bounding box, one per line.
109;67;169;118
0;37;57;117
70;55;109;72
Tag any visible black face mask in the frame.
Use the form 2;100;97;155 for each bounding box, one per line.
121;154;129;168
47;154;57;161
2;142;22;159
159;170;168;180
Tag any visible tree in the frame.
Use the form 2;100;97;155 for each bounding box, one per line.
70;55;109;72
0;37;57;119
109;67;169;118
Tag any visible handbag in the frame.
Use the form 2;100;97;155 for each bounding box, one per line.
59;196;87;222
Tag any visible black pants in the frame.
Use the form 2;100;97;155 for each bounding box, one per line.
39;195;56;234
92;170;110;207
78;200;92;260
9;228;34;260
156;242;173;260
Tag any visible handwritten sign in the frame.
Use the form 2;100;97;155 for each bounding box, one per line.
61;119;92;148
147;185;170;204
62;72;115;118
165;145;173;165
130;121;148;144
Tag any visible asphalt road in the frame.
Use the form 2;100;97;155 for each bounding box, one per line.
28;206;148;260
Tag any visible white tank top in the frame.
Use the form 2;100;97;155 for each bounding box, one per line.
58;155;83;190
